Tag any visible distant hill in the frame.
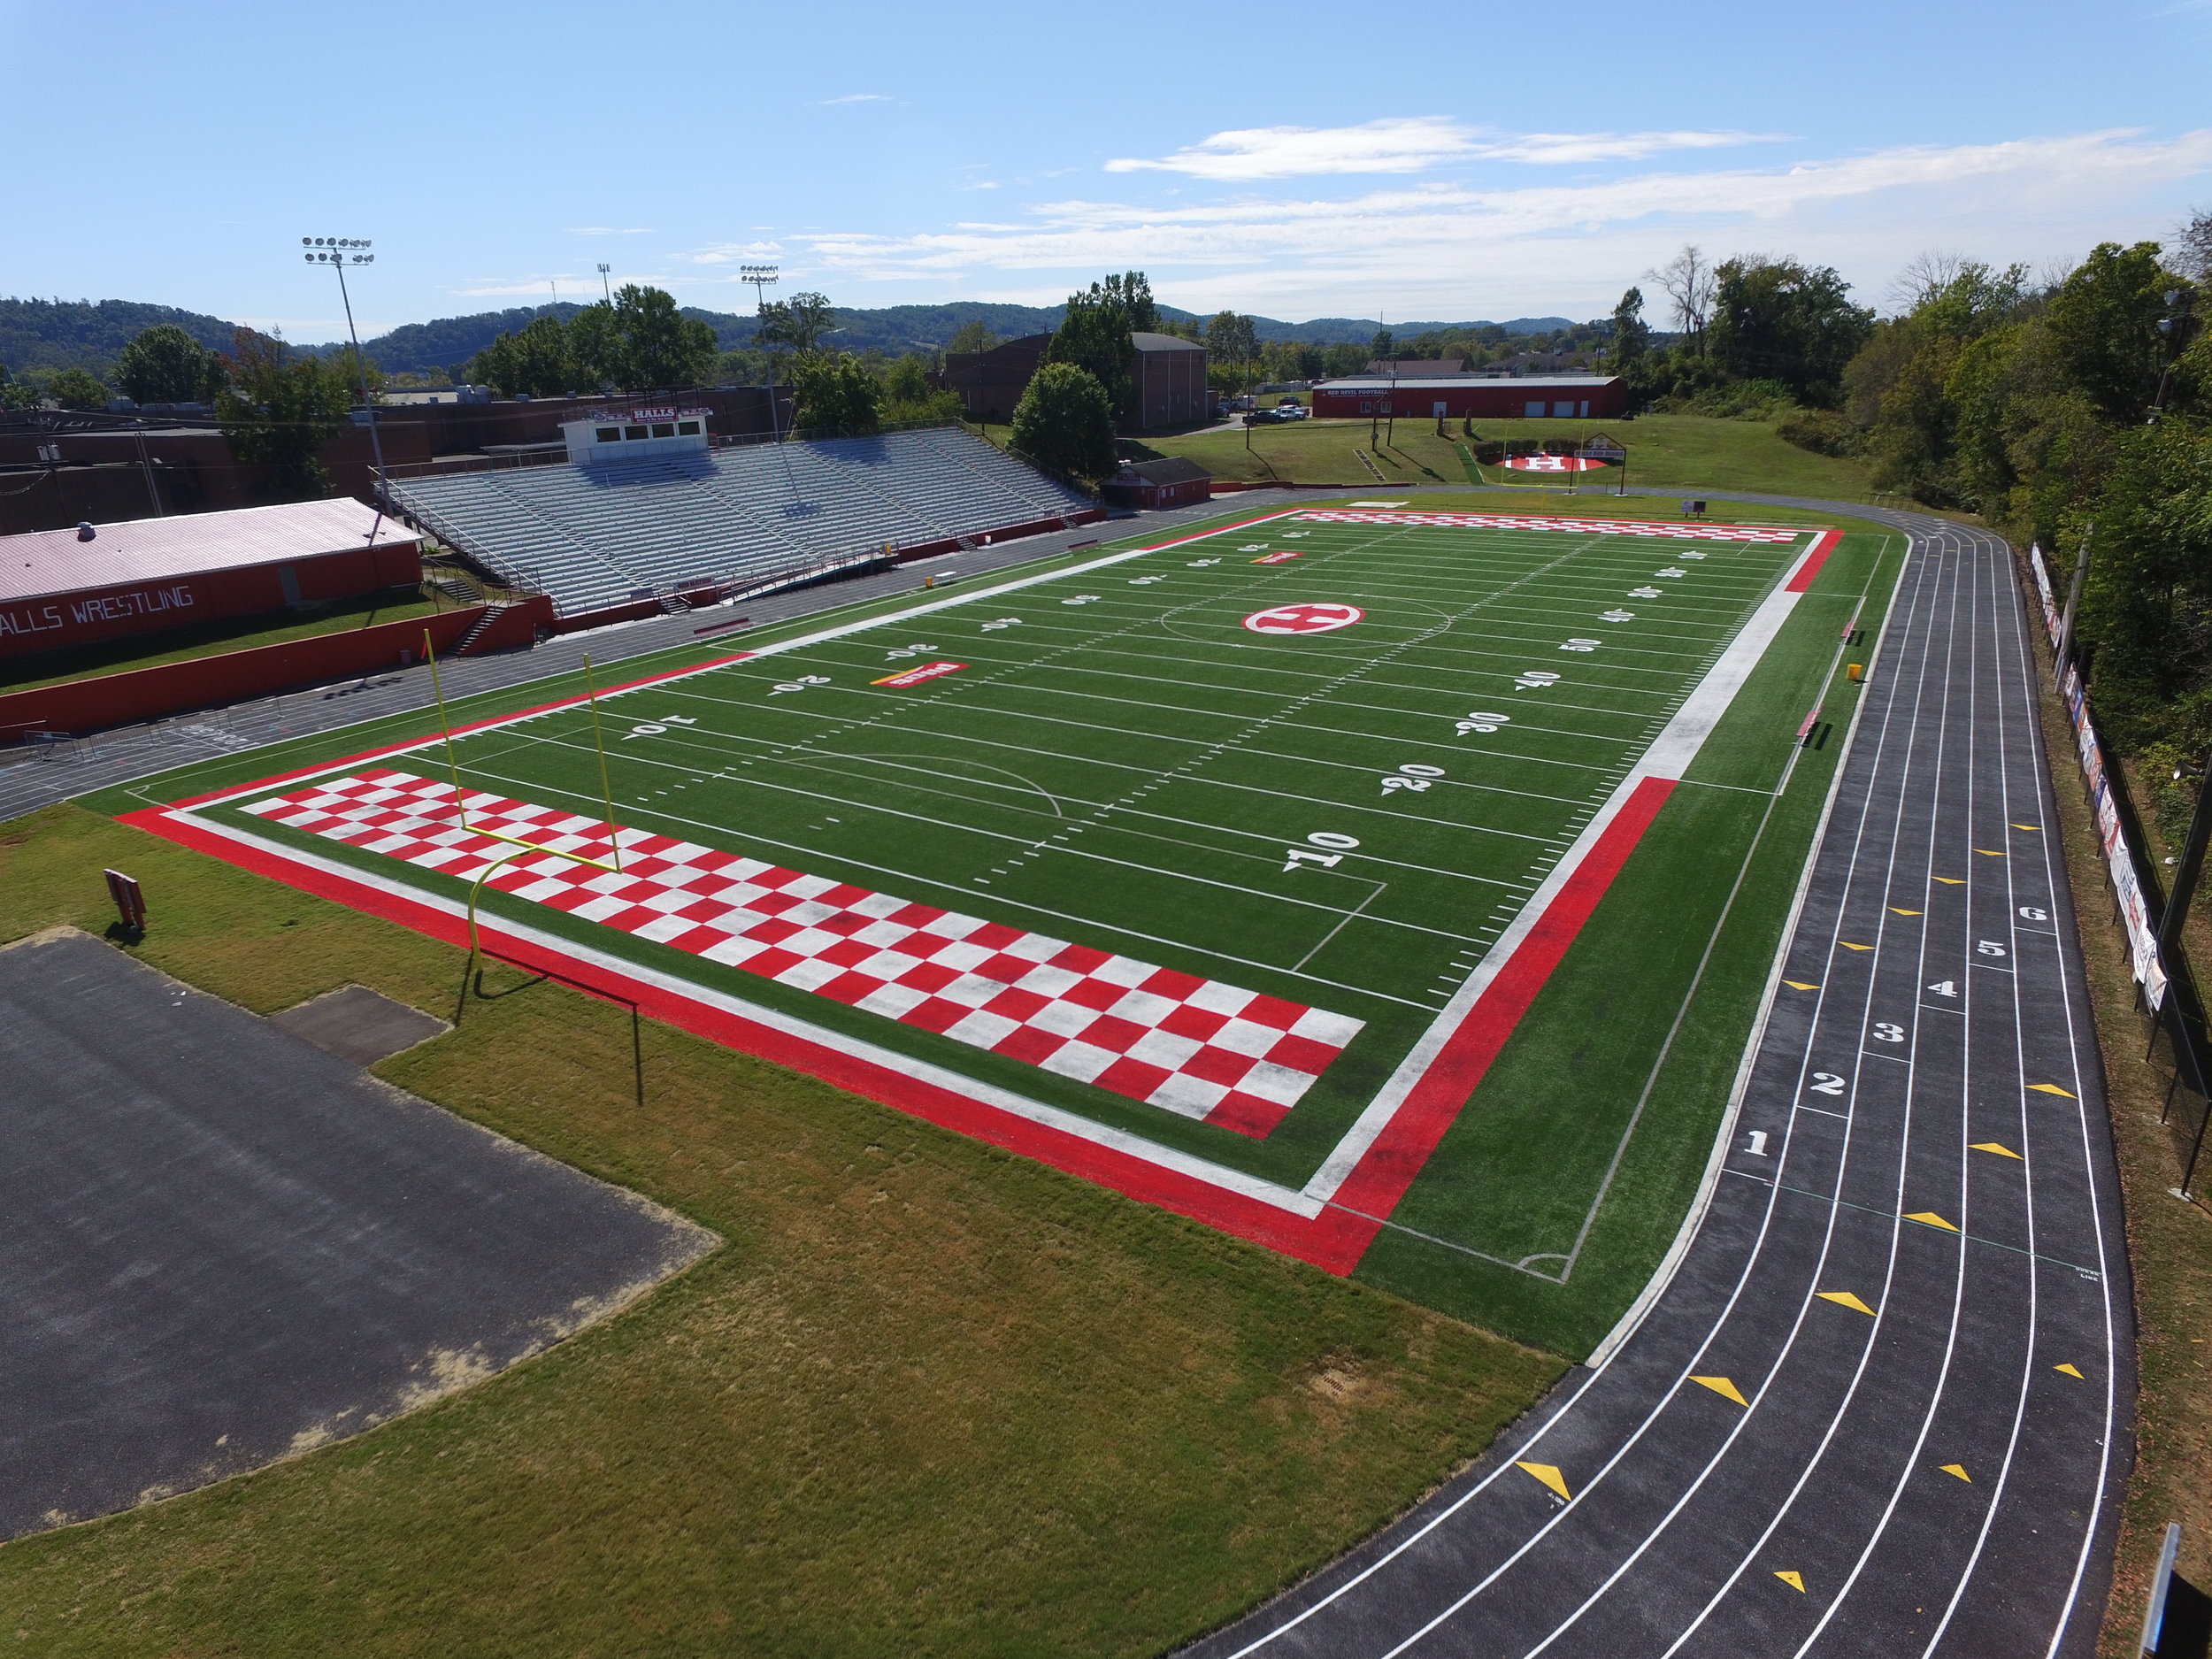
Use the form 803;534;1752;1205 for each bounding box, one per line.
0;297;239;379
1;293;1591;381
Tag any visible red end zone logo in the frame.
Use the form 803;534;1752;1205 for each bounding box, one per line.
1242;603;1364;635
872;660;968;687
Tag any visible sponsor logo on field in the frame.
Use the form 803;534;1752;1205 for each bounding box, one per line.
1251;550;1302;565
1242;603;1365;635
871;660;968;687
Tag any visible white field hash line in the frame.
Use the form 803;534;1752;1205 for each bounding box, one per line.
180;514;1829;1217
456;530;1777;1002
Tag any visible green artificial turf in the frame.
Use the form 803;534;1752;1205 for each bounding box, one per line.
110;504;1907;1354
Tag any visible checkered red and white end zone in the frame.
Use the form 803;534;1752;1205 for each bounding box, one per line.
242;769;1364;1140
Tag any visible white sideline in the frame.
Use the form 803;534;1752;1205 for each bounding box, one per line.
179;512;1823;1224
1302;540;1821;1203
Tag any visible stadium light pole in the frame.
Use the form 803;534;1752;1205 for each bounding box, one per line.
741;264;781;443
302;236;386;491
597;263;613;303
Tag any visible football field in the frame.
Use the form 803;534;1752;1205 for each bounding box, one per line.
127;505;1903;1353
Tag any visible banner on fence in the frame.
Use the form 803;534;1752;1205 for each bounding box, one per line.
2030;542;2062;643
2062;663;2169;1010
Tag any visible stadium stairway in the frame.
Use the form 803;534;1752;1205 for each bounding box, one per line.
381;427;1094;623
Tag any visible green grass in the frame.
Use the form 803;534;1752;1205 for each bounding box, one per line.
0;587;456;694
113;506;1906;1357
0;802;1563;1657
1149;412;1877;500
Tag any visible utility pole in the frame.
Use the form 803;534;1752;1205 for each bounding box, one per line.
2054;522;2095;682
302;236;386;491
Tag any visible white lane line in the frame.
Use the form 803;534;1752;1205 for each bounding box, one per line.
1210;533;1924;1659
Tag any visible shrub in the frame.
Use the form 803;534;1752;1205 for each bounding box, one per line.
1777;409;1863;457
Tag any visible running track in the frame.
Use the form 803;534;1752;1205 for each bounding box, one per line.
1184;503;2132;1657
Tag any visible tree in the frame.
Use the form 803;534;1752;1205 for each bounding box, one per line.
115;324;227;403
1100;271;1158;334
1009;362;1117;483
1205;311;1258;390
1370;327;1394;361
47;367;111;410
2047;242;2177;425
786;350;882;436
2172;208;2212;284
469;313;574;397
946;320;998;356
1647;245;1717;354
566;303;623;389
1609;288;1650;371
879;352;962;423
611;284;718;390
756;292;837;355
216;328;353;501
1708;256;1873;405
1043;284;1136;419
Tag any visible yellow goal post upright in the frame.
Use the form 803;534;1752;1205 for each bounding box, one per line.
419;630;629;1016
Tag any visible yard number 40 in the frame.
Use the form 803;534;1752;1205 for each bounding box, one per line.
1284;831;1360;872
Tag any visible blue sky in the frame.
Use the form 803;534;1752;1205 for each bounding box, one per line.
4;0;2208;340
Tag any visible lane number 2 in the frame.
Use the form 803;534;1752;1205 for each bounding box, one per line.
1809;1072;1846;1095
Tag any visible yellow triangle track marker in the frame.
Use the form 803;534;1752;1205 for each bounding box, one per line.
1971;1141;2023;1159
1939;1463;1971;1481
2055;1363;2085;1379
1776;1571;1806;1593
1517;1461;1571;1501
1840;941;1873;951
1692;1375;1749;1407
2029;1083;2077;1098
1934;876;1965;885
1891;907;1923;916
2012;823;2041;832
1785;980;1819;990
1906;1210;1961;1233
1976;849;2005;856
1817;1290;1876;1315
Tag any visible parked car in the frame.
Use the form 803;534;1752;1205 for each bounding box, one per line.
1276;395;1302;407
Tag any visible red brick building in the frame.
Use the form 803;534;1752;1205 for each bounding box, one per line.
1311;373;1627;421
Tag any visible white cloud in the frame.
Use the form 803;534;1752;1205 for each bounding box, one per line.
673;240;787;266
454;273;653;297
786;129;2212;316
1104;117;1781;180
821;93;890;104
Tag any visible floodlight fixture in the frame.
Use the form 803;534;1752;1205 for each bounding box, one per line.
300;233;386;482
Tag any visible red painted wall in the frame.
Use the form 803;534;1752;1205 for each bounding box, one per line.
0;539;424;659
0;604;488;738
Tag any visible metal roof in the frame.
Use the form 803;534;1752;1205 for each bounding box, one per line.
1122;457;1212;485
1131;332;1205;353
0;497;414;605
1317;374;1621;391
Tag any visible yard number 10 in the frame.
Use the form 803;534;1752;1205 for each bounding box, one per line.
1285;831;1361;872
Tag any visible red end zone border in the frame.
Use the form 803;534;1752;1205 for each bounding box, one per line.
118;511;1832;1276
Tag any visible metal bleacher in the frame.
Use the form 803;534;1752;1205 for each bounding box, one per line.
381;426;1094;620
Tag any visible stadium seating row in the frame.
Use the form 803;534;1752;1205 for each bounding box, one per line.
383;427;1094;618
